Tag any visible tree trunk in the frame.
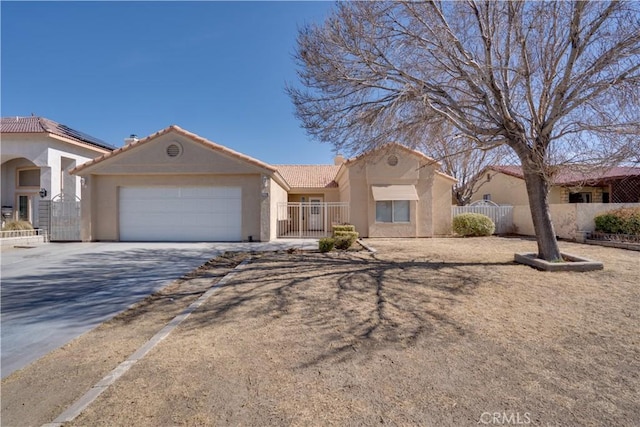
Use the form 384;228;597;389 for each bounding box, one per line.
522;168;563;261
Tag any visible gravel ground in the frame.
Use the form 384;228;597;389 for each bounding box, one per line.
2;237;638;427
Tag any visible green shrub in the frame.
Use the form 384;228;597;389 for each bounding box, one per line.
332;224;356;234
2;220;34;231
330;224;359;250
594;213;625;234
452;213;495;237
334;234;357;250
594;207;640;235
319;237;335;253
334;230;359;239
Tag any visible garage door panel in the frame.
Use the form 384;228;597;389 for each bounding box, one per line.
119;186;242;242
132;188;180;199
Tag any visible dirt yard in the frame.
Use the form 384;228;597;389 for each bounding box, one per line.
2;237;638;426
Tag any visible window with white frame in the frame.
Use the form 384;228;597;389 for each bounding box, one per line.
375;200;410;223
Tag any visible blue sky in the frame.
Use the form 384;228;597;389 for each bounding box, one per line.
1;1;337;164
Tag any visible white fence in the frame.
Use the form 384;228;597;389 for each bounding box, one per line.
452;203;514;235
0;229;45;239
277;202;349;238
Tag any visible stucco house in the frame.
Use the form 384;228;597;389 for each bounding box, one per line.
72;125;456;242
1;116;114;228
471;165;640;206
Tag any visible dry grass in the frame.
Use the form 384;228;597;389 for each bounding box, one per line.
66;237;639;427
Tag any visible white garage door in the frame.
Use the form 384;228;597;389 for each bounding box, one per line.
119;187;242;242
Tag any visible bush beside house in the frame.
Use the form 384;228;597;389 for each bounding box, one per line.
452;213;495;237
318;224;359;252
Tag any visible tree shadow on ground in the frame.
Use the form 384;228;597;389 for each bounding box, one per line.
185;251;517;368
0;248;219;327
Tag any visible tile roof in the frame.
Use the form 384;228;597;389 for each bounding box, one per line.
0;116;115;151
489;165;640;185
274;165;340;188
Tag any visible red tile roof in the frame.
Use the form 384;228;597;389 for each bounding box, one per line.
0;116;115;151
274;165;340;188
489;165;640;185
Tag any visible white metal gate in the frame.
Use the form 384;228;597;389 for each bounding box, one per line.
452;201;514;235
277;202;349;238
50;194;81;241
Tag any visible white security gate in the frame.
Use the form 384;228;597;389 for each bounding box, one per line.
277;202;349;238
50;194;81;241
119;187;242;242
452;201;514;235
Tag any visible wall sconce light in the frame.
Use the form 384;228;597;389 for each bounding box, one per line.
39;188;48;198
80;177;86;187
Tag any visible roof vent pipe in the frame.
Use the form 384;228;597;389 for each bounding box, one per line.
124;134;139;145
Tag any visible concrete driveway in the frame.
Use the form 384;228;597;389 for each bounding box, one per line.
1;240;316;379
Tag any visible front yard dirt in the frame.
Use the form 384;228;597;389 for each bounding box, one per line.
2;237;638;426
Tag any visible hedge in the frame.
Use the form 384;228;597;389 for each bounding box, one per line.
594;207;640;235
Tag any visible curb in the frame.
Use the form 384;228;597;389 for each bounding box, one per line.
42;257;252;427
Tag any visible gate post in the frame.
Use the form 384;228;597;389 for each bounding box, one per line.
38;200;51;242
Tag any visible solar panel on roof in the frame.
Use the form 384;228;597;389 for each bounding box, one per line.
57;124;116;150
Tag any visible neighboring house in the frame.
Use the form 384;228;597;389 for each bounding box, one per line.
0;116;115;227
471;165;640;206
72;125;456;242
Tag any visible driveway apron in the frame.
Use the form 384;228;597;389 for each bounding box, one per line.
0;241;296;379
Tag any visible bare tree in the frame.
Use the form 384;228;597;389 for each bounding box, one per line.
288;1;640;261
416;121;514;205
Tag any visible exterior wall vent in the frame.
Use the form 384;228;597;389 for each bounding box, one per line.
387;155;398;166
166;143;182;158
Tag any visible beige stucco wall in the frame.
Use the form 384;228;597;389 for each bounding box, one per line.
82;132;263;176
472;171;529;205
513;202;640;240
471;171;608;206
342;163;369;236
432;174;456;235
76;131;273;242
268;178;289;241
343;148;453;238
